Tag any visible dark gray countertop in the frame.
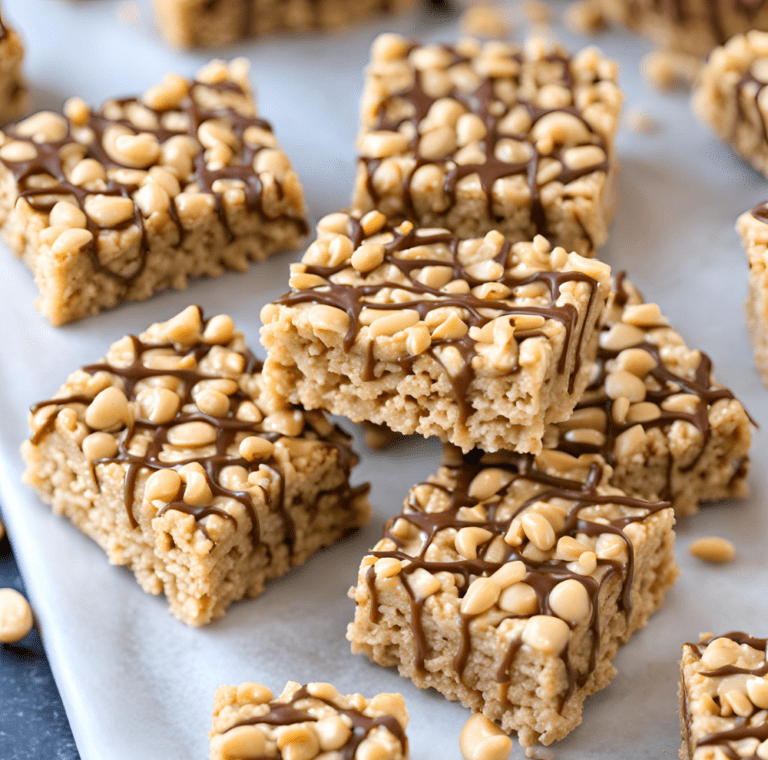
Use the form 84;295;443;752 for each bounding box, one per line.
0;512;80;760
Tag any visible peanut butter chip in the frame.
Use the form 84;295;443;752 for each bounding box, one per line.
0;588;34;643
689;536;736;564
460;713;513;760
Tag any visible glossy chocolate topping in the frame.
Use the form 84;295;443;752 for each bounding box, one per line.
367;445;671;696
686;633;768;757
0;77;307;285
29;310;358;543
275;216;600;421
363;46;610;240
223;685;407;760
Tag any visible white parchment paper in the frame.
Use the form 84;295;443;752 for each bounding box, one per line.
0;1;767;757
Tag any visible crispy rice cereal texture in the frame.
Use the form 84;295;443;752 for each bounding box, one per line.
0;58;307;326
21;307;369;627
210;680;409;760
348;446;678;747
260;210;612;455
598;0;768;57
680;632;768;759
693;32;768;178
352;35;623;258
153;0;419;49
0;9;25;125
547;275;751;516
738;202;768;386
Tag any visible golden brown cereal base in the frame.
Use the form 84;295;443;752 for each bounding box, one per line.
693;33;768;177
261;299;603;455
210;681;410;760
598;0;768;57
0;29;26;125
153;0;419;49
0;183;305;326
739;209;768;385
348;507;677;747
550;277;752;516
22;422;368;627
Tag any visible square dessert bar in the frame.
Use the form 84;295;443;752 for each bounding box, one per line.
0;10;25;125
599;0;768;58
547;275;752;516
352;35;623;257
694;32;768;178
0;58;307;326
739;202;768;386
348;445;678;747
680;632;768;760
260;210;612;454
210;680;409;760
21;306;369;626
153;0;419;49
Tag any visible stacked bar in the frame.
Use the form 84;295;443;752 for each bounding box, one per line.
260;210;612;454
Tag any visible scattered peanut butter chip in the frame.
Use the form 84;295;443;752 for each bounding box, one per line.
460;713;513;760
564;0;608;34
363;422;401;450
623;107;660;134
689;536;736;564
641;50;701;91
0;588;34;644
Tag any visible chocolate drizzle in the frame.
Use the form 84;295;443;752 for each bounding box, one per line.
685;633;768;758
367;446;671;698
0;76;306;287
223;685;407;760
28;310;358;545
275;216;600;423
363;47;610;241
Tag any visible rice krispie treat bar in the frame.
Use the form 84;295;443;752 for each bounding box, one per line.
739;202;768;386
352;35;623;257
680;632;768;760
21;306;369;626
548;274;752;516
348;445;679;747
0;8;25;125
260;210;612;454
0;58;307;326
693;32;768;178
599;0;768;58
153;0;419;49
210;680;409;760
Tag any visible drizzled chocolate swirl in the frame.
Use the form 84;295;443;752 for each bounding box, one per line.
363;43;611;241
275;215;601;422
366;445;671;694
223;685;407;760
29;310;358;544
0;75;307;286
686;633;768;758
